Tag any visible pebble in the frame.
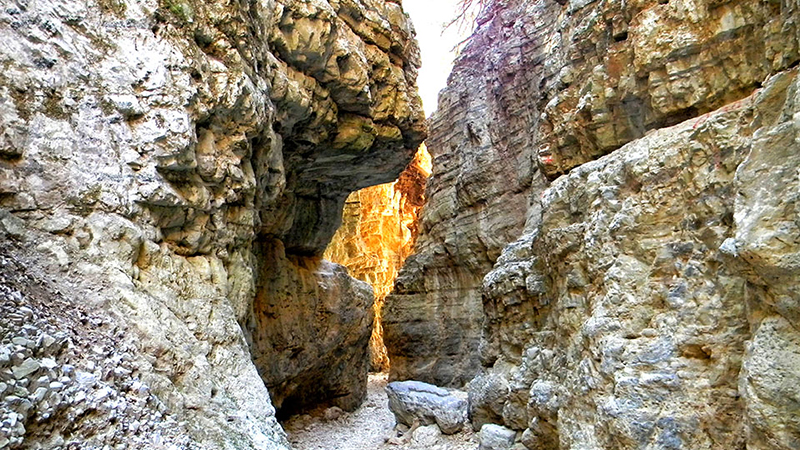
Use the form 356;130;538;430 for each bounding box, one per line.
324;406;344;421
73;391;86;404
11;337;30;348
76;371;98;386
93;386;113;402
40;358;57;370
31;387;48;402
12;358;40;379
41;334;56;349
0;348;10;365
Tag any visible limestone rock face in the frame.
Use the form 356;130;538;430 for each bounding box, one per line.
325;145;431;372
480;68;800;449
385;0;800;389
385;0;800;448
251;240;374;415
384;0;552;388
0;0;424;446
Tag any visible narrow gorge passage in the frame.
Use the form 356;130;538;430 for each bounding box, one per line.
4;0;800;448
324;145;432;373
283;374;478;450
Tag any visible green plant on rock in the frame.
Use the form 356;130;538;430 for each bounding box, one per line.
163;0;194;24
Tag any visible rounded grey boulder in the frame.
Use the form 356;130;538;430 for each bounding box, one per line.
385;380;467;434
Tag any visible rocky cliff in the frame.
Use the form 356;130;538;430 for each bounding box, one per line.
325;144;431;372
385;0;800;448
0;0;424;447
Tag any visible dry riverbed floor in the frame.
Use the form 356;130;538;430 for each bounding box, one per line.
283;373;478;450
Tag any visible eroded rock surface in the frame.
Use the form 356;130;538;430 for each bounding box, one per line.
385;380;468;435
325;145;431;372
386;0;800;448
0;0;424;447
478;68;800;449
385;0;800;387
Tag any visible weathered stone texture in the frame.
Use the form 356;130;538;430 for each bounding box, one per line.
385;380;468;434
385;0;800;448
480;67;800;449
324;145;432;372
0;0;424;447
251;240;374;416
385;0;800;393
384;0;553;387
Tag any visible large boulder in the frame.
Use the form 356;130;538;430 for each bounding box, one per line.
385;380;468;434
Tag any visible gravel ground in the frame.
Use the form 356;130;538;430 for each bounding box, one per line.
283;373;478;450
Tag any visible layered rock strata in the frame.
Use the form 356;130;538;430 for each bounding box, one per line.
385;0;800;386
480;67;800;449
0;0;424;447
324;144;431;372
386;0;800;447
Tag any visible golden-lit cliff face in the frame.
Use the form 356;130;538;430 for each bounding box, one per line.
324;144;432;372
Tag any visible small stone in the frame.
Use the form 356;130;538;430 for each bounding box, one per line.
0;382;6;394
75;371;97;386
323;406;344;421
40;358;57;371
642;328;658;338
12;358;40;379
73;391;86;403
0;347;10;366
41;335;56;350
479;424;516;450
31;387;48;402
411;424;442;446
0;211;25;239
10;337;29;348
49;381;63;390
113;367;131;378
10;353;25;366
92;386;113;402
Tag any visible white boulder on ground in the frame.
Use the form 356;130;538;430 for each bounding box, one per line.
385;380;468;434
479;424;516;450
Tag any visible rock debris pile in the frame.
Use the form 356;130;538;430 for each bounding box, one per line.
0;248;188;448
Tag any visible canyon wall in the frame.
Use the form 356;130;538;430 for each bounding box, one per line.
324;145;431;372
385;0;800;448
0;0;424;447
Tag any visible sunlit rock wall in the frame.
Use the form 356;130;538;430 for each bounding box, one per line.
386;0;800;448
481;68;800;450
0;0;425;447
325;145;431;372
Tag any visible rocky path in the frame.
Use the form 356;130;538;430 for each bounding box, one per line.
283;374;478;450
